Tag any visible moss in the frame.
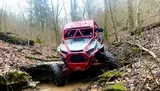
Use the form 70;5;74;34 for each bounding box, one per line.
7;70;31;84
98;71;123;82
9;34;19;41
136;30;143;38
111;41;121;47
0;70;31;85
131;46;139;53
0;75;6;85
104;84;125;91
99;71;123;78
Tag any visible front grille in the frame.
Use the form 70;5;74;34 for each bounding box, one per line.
71;50;83;52
69;54;86;63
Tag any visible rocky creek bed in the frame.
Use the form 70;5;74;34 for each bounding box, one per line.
0;26;159;91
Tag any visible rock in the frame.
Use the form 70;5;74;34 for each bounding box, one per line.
0;70;33;91
28;81;40;88
72;88;87;91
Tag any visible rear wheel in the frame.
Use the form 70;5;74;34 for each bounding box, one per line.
49;63;66;87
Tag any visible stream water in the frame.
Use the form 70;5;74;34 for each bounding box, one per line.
37;82;89;91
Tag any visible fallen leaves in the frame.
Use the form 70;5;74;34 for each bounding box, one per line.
0;40;35;75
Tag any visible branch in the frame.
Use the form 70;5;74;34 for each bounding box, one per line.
126;41;160;63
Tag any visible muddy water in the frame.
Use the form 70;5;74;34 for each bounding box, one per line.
37;82;89;91
37;69;102;91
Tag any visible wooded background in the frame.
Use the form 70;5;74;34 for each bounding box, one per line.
0;0;159;44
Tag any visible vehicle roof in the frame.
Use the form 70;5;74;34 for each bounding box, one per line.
63;20;96;30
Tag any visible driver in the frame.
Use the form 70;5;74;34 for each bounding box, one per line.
95;28;103;44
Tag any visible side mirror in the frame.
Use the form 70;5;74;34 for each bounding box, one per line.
95;28;103;32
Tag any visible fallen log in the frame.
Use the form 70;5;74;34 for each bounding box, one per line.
25;55;61;62
130;20;160;35
0;31;34;46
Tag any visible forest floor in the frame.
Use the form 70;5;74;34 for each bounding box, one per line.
0;26;159;91
85;26;160;91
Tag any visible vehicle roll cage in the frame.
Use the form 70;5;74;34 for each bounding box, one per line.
62;20;98;40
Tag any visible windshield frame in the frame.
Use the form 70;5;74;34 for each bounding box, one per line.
63;27;94;40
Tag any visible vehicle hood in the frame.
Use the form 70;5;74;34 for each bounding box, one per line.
58;38;97;52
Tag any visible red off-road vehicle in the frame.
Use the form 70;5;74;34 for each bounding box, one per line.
50;20;118;86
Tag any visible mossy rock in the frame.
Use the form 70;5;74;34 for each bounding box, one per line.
99;71;123;82
0;70;34;91
0;70;31;85
9;34;19;41
0;75;6;85
99;71;123;78
7;70;31;84
104;84;125;91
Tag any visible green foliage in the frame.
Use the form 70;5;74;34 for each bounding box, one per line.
35;37;41;44
104;84;125;91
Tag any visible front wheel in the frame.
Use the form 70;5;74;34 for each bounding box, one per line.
49;63;66;87
95;51;119;70
103;52;119;70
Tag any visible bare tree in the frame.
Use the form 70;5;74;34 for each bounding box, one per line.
62;0;68;23
32;0;50;32
50;0;63;45
103;0;109;42
108;0;118;41
27;0;34;38
0;0;5;30
127;0;135;30
86;0;93;19
70;0;81;21
136;0;143;27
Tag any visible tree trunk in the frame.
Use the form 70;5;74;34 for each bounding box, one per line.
70;0;78;21
86;0;92;19
136;0;142;27
103;0;109;42
127;0;135;30
108;0;118;41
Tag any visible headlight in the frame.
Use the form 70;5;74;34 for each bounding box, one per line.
61;50;68;56
86;48;95;55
